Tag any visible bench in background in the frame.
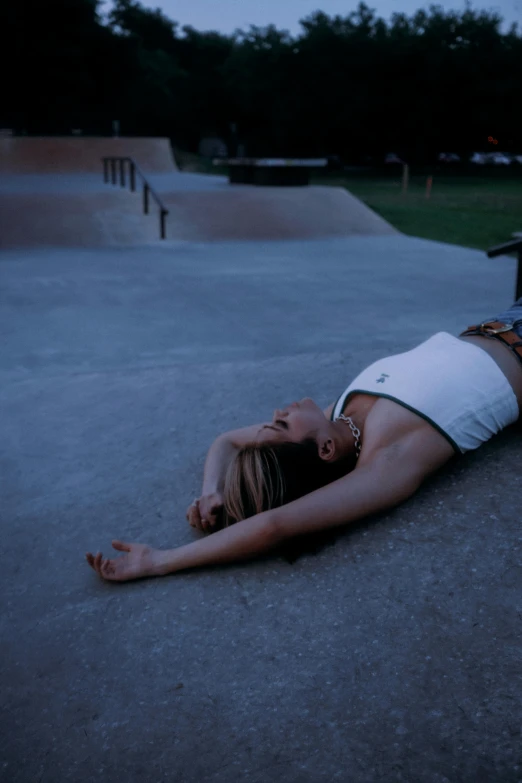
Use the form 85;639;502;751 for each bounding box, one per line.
213;158;328;186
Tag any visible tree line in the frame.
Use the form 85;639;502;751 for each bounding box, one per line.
2;0;521;163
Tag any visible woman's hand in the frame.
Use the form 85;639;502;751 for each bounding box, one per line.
186;492;224;533
86;540;163;582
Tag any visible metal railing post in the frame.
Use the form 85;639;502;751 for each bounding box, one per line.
487;238;522;302
102;156;168;240
160;209;167;240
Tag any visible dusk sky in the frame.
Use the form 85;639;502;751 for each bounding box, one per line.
103;0;520;34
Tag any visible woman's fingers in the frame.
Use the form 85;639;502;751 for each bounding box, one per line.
188;504;198;528
86;552;103;576
186;498;217;533
189;500;209;532
102;560;115;578
187;499;201;527
112;540;131;552
195;500;210;531
187;497;221;531
86;551;114;580
198;494;223;528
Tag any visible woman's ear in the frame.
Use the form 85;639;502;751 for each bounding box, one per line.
319;438;336;461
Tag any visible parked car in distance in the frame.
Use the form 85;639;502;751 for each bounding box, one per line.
470;152;487;164
489;152;512;165
384;153;404;164
438;152;461;163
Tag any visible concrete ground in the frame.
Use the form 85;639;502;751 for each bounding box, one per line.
1;233;521;783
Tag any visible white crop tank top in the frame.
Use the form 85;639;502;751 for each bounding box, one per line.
331;332;519;453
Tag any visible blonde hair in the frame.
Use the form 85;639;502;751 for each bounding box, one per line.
221;438;353;528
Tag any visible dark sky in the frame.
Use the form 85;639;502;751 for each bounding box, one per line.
102;0;520;34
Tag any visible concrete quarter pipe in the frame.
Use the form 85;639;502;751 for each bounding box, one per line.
0;137;398;247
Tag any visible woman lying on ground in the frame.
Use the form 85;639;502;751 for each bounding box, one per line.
86;298;522;583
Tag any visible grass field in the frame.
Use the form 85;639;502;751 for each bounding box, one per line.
312;173;522;251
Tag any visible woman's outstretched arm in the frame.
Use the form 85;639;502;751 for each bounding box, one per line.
86;510;279;581
87;441;433;583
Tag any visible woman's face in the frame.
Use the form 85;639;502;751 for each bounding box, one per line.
255;397;329;446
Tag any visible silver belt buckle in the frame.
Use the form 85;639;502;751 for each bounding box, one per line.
479;320;513;335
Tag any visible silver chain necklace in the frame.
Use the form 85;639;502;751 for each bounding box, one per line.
335;414;362;459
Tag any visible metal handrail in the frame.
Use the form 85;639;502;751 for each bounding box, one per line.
102;156;169;240
487;237;522;300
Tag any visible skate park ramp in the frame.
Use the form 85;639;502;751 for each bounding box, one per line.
0;191;165;249
0;136;178;174
0;136;178;249
157;183;398;241
0;136;398;248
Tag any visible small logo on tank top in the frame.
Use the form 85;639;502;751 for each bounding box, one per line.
376;373;389;384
